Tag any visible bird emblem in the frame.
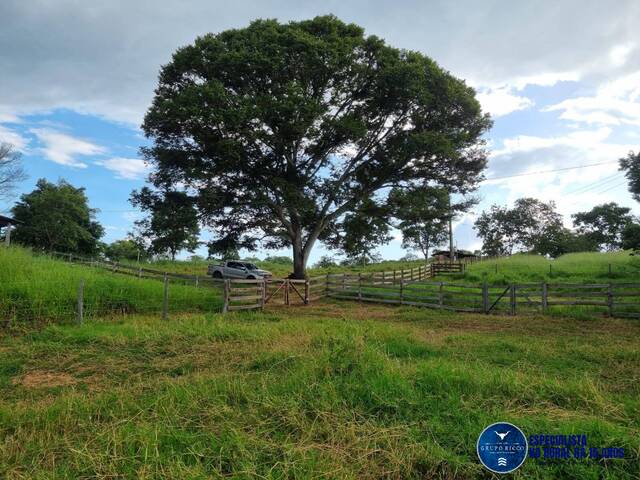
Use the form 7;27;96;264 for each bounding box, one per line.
495;431;510;441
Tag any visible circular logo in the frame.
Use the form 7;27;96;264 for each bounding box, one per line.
477;422;528;474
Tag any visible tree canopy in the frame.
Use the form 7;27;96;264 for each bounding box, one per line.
619;151;640;203
141;15;491;277
11;178;104;254
390;186;472;260
322;197;392;266
130;187;200;260
572;202;635;251
474;198;563;256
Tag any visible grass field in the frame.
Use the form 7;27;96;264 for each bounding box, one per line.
0;301;638;479
0;247;222;324
446;251;640;285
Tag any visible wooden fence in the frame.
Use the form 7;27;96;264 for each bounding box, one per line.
325;274;640;318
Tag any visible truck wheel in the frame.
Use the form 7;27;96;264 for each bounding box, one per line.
212;271;222;278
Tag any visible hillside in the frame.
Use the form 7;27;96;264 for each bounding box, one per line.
444;251;640;285
0;247;221;324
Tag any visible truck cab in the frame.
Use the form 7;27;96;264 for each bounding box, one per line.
207;260;273;280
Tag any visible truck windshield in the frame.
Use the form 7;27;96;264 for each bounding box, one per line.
244;263;258;270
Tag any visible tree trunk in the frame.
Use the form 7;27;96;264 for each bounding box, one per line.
292;243;306;279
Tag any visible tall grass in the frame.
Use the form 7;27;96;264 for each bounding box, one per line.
0;247;222;324
451;251;640;285
0;304;638;478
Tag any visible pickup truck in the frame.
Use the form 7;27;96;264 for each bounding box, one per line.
207;260;273;280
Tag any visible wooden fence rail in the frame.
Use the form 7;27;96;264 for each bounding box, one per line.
325;274;640;318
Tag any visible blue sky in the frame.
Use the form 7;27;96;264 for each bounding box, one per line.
1;0;639;263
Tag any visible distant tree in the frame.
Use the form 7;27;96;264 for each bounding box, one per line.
572;203;634;251
140;16;491;278
399;252;419;261
104;238;147;262
313;255;338;268
390;185;473;260
621;223;640;250
130;187;200;260
619;151;640;202
189;254;205;262
474;198;563;256
0;142;27;200
264;255;292;264
11;179;104;254
322;197;392;267
533;226;599;257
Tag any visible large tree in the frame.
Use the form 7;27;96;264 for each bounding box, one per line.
474;198;563;256
0;142;27;200
130;187;200;260
389;186;472;260
572;202;634;251
619;151;640;202
141;16;490;277
11;178;104;253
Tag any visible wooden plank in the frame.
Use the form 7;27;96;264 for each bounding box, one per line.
229;295;263;301
228;304;261;311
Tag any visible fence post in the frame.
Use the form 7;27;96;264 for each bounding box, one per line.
162;273;169;320
358;272;362;301
138;267;142;278
410;267;414;281
608;283;613;317
401;269;405;284
541;282;548;314
393;269;397;285
285;279;290;306
608;263;612;277
326;273;330;297
195;275;199;288
482;282;488;314
76;279;84;325
400;280;404;305
261;279;266;310
342;273;346;293
510;284;516;315
304;279;309;305
439;282;444;310
222;279;230;313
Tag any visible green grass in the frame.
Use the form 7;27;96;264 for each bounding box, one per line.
447;251;640;285
0;302;638;478
0;247;222;324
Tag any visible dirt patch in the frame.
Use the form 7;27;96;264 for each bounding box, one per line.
14;371;77;389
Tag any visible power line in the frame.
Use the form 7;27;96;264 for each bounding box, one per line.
566;172;625;196
483;160;618;181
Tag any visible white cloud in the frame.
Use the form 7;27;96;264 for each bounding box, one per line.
609;43;635;68
544;71;640;127
96;157;149;180
490;127;614;157
476;87;534;117
0;124;29;150
31;128;105;168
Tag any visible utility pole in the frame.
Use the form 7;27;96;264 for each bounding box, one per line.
448;192;454;262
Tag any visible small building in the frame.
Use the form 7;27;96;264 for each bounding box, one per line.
0;215;20;246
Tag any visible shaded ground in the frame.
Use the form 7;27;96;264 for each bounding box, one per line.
0;301;638;479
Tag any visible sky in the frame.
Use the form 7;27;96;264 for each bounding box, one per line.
1;0;639;263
